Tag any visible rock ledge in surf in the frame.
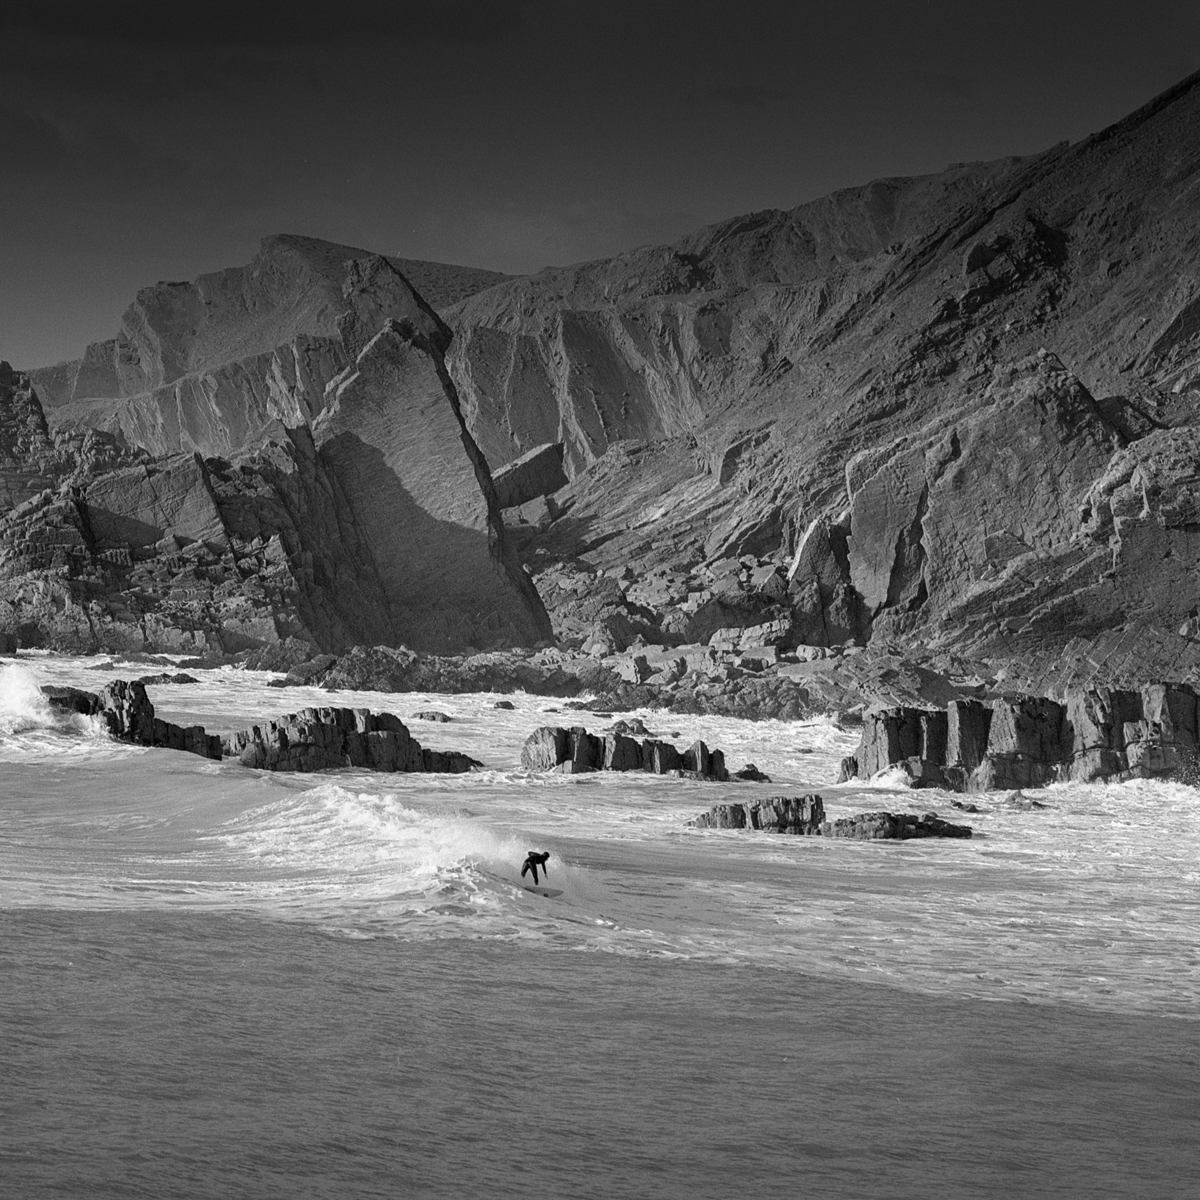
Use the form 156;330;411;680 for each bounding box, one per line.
223;706;482;773
519;724;729;779
42;679;222;759
689;795;825;833
688;796;971;839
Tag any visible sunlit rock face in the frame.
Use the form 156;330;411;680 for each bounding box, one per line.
443;70;1200;688
5;238;549;655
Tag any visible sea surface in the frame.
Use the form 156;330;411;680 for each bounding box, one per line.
1;654;1198;1198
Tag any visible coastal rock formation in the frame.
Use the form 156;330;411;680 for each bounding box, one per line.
441;71;1200;692
519;724;729;779
688;795;972;838
844;683;1200;790
30;236;505;458
824;812;972;839
222;706;481;773
1;337;549;655
41;679;222;759
689;795;825;833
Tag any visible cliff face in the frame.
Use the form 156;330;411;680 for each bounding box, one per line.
29;235;503;460
0;363;548;655
1;244;550;654
443;70;1200;688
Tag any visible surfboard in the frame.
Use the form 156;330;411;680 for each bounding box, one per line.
522;884;563;898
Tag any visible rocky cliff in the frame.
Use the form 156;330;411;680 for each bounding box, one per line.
4;238;549;655
10;72;1200;685
443;69;1200;691
1;354;549;654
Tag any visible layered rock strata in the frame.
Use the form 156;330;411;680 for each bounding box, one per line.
443;71;1200;691
842;684;1200;790
519;724;729;779
222;706;481;773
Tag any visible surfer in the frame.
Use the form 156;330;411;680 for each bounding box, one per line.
521;850;551;885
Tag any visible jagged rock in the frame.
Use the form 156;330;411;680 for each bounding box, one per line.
521;724;728;779
689;794;826;833
222;706;481;773
493;700;515;710
412;710;453;722
444;72;1200;688
5;236;551;657
823;812;972;839
519;726;569;771
845;683;1200;790
135;673;199;685
41;679;221;760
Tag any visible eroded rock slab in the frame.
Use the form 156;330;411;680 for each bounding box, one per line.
519;724;729;779
222;706;482;773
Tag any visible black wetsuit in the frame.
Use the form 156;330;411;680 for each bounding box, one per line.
521;851;551;885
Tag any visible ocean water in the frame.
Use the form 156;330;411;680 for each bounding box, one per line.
1;655;1198;1198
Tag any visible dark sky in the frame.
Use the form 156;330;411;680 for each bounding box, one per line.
1;0;1196;369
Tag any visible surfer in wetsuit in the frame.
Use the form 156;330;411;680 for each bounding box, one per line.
521;850;551;885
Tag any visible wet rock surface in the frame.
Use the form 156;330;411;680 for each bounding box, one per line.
41;679;222;760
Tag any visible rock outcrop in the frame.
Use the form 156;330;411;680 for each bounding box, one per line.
519;724;729;779
823;811;972;839
222;705;481;773
688;795;972;838
844;683;1200;790
41;679;222;759
492;442;568;510
689;794;826;833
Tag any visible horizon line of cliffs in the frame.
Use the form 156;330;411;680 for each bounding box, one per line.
841;683;1200;792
